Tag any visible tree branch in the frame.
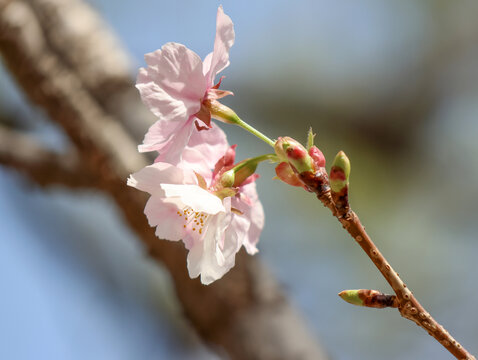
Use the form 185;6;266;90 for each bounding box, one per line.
0;0;146;175
0;125;96;187
0;1;329;359
28;0;157;145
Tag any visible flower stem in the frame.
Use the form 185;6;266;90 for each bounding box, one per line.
233;154;278;172
209;101;275;147
223;153;278;188
233;117;276;148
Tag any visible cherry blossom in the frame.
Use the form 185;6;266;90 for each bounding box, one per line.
136;6;235;169
127;147;264;285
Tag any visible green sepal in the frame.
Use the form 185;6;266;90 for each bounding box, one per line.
195;172;208;190
307;127;316;150
214;188;237;200
209;101;240;125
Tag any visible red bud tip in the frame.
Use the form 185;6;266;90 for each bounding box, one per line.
308;146;326;168
288;146;308;161
330;167;346;181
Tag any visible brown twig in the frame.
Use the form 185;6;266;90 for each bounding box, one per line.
299;169;476;360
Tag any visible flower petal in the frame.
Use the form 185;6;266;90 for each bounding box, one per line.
242;198;264;255
187;208;233;284
222;197;248;260
231;182;264;255
127;162;196;195
144;196;187;241
179;124;229;180
204;6;235;87
138;119;182;153
153;117;195;165
142;120;228;181
136;42;207;121
202;52;213;77
212;144;237;178
160;184;224;215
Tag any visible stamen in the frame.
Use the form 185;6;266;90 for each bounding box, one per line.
176;206;210;235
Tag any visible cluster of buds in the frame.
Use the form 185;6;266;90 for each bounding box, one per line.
273;129;351;216
273;129;326;188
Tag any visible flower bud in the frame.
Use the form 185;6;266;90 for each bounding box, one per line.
219;169;235;188
330;151;350;193
338;289;364;306
233;161;258;187
209;100;240;124
218;157;261;189
274;137;314;174
339;289;398;309
308;146;326;168
273;137;288;161
274;162;303;187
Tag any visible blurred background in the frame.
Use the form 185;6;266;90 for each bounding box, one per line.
1;0;478;359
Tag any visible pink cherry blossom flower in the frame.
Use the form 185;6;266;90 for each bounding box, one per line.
136;6;235;169
127;147;264;285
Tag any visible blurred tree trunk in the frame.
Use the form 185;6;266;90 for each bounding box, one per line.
0;0;329;359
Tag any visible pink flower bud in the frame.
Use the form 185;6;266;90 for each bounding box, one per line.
308;146;326;168
274;137;314;174
273;137;289;161
274;162;304;187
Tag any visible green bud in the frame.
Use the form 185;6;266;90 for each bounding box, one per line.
274;137;314;174
330;151;351;193
220;169;235;188
209;100;240;125
338;290;364;307
339;289;398;309
233;161;258;187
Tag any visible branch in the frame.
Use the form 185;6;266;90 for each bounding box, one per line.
0;125;95;188
298;166;476;360
0;1;329;359
0;0;146;176
28;0;157;145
